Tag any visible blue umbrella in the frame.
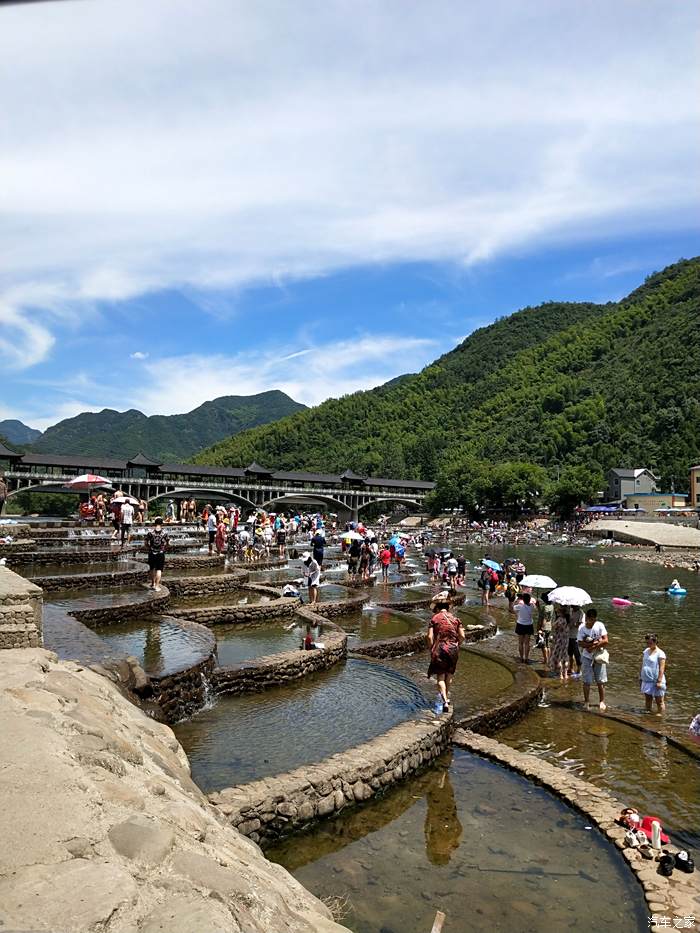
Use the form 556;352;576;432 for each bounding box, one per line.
482;559;502;571
388;535;400;546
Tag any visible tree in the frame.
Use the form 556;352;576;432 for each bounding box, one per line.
546;465;603;517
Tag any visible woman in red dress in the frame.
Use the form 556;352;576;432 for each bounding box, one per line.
427;592;466;713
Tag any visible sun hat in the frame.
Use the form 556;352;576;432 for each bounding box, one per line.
301;551;311;562
430;590;451;608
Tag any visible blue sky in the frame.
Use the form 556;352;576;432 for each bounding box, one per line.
1;1;699;430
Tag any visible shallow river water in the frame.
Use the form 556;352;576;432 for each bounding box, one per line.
269;748;648;933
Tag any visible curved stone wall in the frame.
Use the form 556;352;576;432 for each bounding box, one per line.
70;587;171;627
165;571;250;598
168;594;302;626
30;564;149;592
453;729;700;922
212;619;347;697
148;616;218;723
208;711;453;847
455;646;542;733
351;620;496;660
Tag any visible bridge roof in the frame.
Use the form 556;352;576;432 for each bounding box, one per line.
363;476;435;489
272;470;341;484
245;461;275;475
159;462;246;478
0;440;21;458
20;452;128;470
127;453;162;467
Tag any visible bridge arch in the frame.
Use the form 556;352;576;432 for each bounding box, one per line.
357;496;421;513
261;493;352;515
5;482;78;500
146;488;256;511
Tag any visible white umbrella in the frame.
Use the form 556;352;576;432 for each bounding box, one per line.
343;531;364;540
520;574;557;590
547;585;593;607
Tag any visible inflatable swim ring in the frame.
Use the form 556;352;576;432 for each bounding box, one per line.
667;586;687;596
611;597;633;606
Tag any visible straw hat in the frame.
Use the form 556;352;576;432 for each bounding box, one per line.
430;590;451;609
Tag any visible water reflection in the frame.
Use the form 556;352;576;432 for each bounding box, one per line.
424;763;462;865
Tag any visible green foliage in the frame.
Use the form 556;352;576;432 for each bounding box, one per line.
196;257;700;501
30;391;307;461
6;491;76;517
546;465;605;517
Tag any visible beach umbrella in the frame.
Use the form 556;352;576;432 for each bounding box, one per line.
388;534;400;546
65;473;112;491
425;547;437;556
343;531;364;540
547;585;592;607
520;574;557;590
481;559;502;571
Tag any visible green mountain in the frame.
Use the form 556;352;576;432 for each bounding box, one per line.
196;258;700;499
31;391;307;461
0;420;42;446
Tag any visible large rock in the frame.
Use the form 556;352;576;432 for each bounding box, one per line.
0;648;348;933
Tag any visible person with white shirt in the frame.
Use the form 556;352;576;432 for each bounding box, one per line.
302;552;321;605
513;592;535;663
119;500;134;546
640;633;667;713
577;607;609;711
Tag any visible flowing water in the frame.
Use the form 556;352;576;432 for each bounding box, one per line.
173;658;431;789
268;748;648;933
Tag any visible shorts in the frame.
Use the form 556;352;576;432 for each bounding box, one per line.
515;623;534;636
347;558;358;572
277;532;286;544
581;655;608;685
148;552;165;571
448;571;457;581
208;530;216;544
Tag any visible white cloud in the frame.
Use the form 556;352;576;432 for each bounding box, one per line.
131;334;439;415
0;0;698;370
130;351;149;360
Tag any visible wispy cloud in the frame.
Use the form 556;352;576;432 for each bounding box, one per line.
131;335;439;415
0;0;697;370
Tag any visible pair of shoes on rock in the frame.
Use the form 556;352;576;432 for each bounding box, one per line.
674;850;695;874
624;829;649;849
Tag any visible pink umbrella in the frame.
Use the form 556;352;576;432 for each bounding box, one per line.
65;473;112;491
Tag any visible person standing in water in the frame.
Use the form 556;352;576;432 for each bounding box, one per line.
640;633;667;713
577;607;609;711
302;551;321;605
145;517;169;592
513;592;535;663
427;591;466;713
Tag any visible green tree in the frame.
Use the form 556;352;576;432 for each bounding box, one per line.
546;465;604;517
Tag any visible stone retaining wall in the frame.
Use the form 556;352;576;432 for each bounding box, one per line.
168;594;302;626
29;565;149;592
0;538;35;557
351;621;496;660
6;547;138;567
71;588;171;627
452;729;700;922
165;571;249;598
374;592;466;611
456;647;541;734
212;623;347;697
0;564;43;648
0;521;32;537
307;594;370;618
148;617;218;723
209;712;453;847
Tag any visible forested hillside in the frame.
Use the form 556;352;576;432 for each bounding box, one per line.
32;391;306;461
196;258;700;512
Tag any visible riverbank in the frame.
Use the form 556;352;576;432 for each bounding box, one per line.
0;648;348;933
613;546;700;572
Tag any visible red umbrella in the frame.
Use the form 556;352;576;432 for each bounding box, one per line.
65;473;112;491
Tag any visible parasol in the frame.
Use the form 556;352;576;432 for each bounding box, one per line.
547;585;592;607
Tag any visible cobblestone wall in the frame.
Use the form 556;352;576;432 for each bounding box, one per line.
165;571;249;598
0;565;43;649
168;595;302;626
209;712;453;847
212;626;347;696
29;566;148;592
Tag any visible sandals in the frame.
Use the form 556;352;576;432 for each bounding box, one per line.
624;829;640;848
657;852;675;877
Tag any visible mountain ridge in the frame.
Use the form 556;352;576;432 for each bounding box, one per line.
29;391;307;461
194;258;700;492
